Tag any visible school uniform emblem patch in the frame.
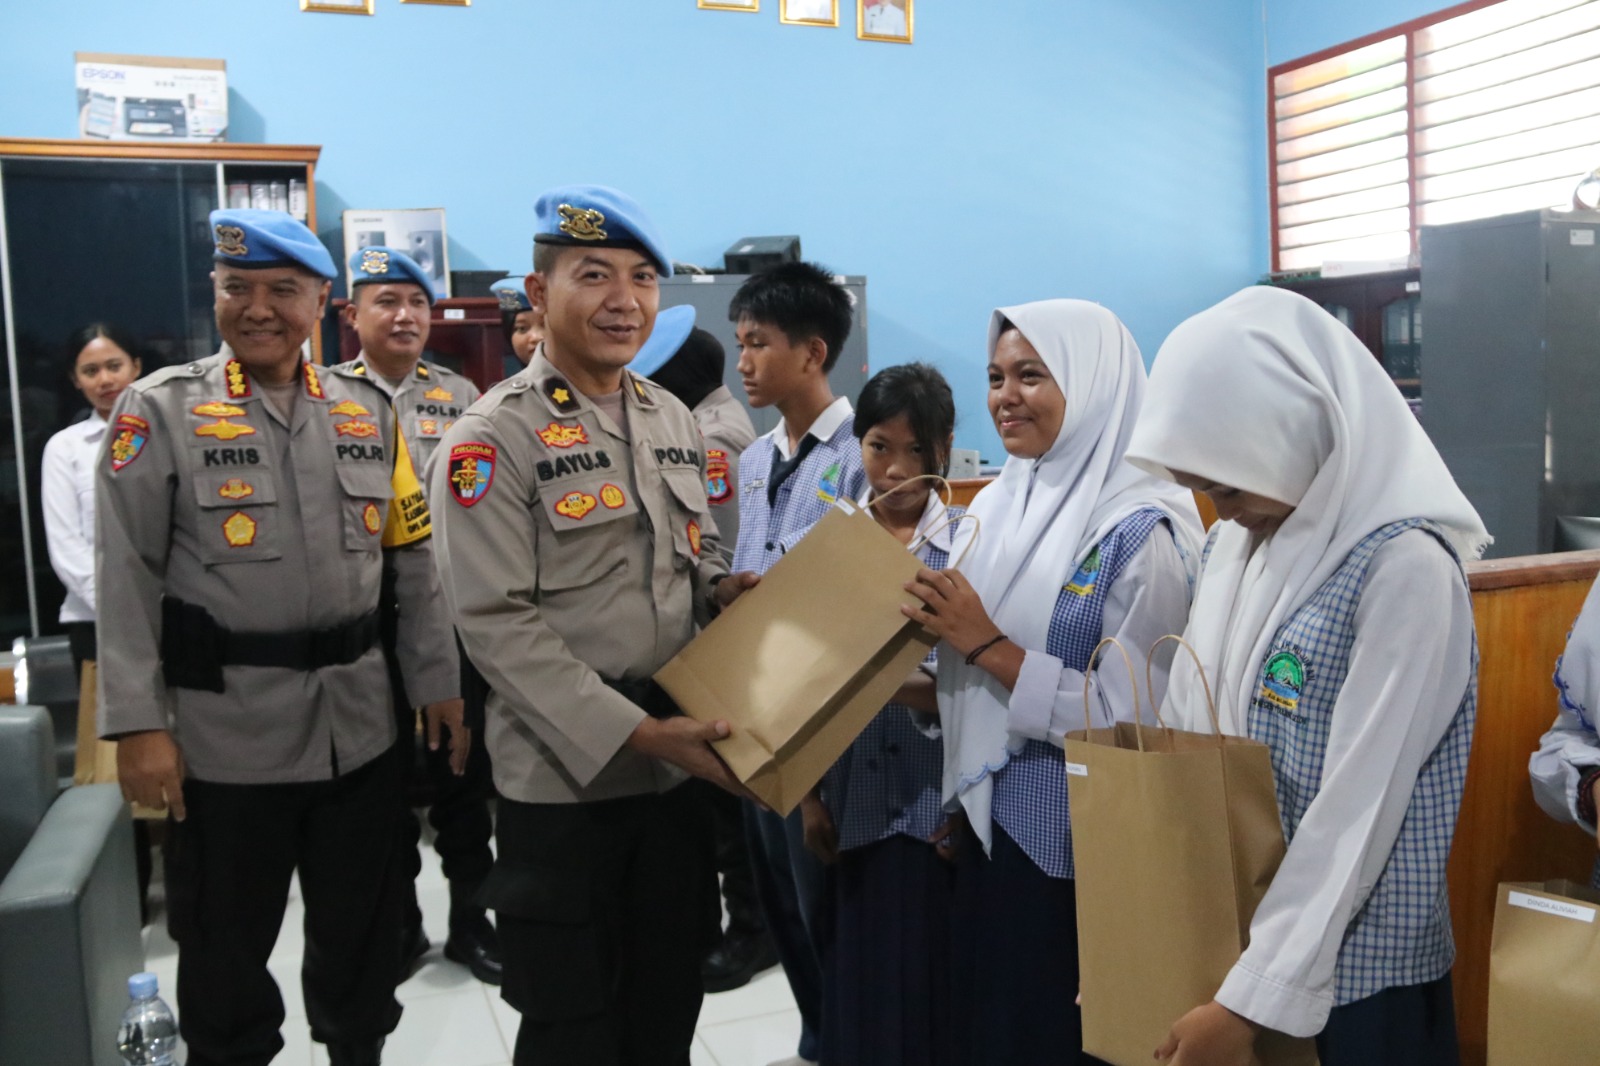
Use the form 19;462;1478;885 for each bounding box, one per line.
555;491;598;520
218;478;254;500
687;520;703;557
538;422;589;449
706;449;732;504
109;414;150;472
600;483;626;509
448;443;496;507
1064;547;1101;596
1259;651;1307;716
195;418;256;442
222;511;257;547
817;462;841;504
363;502;382;535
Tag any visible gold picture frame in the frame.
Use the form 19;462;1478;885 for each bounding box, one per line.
780;0;838;27
401;0;471;5
858;0;912;43
301;0;373;13
699;0;759;10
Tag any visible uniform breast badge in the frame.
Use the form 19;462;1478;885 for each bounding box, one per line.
817;461;841;503
1258;649;1309;721
448;443;496;507
222;511;258;547
195;419;257;442
1064;547;1101;596
330;400;372;417
363;502;382;535
424;386;454;402
600;483;626;509
537;422;589;449
687;520;703;557
192;402;247;418
109;414;150;472
335;420;380;439
218;478;255;500
706;449;732;504
555;491;598;520
419;419;439;435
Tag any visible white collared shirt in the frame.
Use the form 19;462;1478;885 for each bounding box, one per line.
853;479;957;556
768;395;854;462
41;412;108;622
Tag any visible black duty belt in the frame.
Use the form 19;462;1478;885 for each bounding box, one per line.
604;677;680;720
161;595;380;693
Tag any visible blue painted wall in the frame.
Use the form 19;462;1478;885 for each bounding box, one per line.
1266;0;1451;65
0;0;1268;458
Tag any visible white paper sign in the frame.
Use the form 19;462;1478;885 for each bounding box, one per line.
1065;762;1089;777
1508;889;1597;923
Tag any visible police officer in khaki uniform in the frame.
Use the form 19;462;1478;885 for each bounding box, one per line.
430;185;756;1066
97;209;467;1066
334;248;501;985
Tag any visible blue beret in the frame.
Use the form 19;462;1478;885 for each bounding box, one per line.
533;184;673;278
490;276;533;313
628;305;697;378
349;246;436;303
210;209;336;280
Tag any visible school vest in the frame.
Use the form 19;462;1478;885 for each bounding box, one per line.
992;508;1170;879
1249;518;1476;1005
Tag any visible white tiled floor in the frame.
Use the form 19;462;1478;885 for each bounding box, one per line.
141;835;802;1066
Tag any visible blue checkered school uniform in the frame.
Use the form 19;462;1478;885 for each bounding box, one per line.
990;508;1171;879
731;418;866;576
1248;518;1476;1005
821;508;962;850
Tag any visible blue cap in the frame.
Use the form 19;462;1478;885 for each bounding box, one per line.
209;209;337;280
533;184;673;278
628;305;697;377
349;246;436;303
128;972;158;999
490;276;532;313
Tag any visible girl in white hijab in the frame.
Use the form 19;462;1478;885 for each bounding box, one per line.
1530;580;1600;886
903;299;1202;1064
1125;286;1488;1066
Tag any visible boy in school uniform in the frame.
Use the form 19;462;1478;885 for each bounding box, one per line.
728;261;865;1066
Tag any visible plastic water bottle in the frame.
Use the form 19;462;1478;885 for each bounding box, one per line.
116;972;179;1065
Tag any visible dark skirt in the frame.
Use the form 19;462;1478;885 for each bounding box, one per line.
951;821;1102;1066
822;833;955;1066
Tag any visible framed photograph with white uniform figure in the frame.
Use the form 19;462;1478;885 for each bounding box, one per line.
781;0;837;26
699;0;758;10
859;0;912;42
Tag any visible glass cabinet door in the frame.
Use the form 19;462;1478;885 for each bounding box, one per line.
1;158;219;641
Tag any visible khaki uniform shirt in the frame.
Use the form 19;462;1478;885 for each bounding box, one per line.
430;349;730;804
333;355;482;487
692;385;757;564
95;350;458;784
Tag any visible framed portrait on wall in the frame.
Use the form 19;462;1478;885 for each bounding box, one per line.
699;0;759;10
780;0;837;27
300;0;373;14
858;0;912;42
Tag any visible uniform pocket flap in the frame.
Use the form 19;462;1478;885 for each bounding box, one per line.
336;460;394;503
192;471;278;509
662;467;711;515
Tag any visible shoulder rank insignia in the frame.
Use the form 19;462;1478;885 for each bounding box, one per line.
630;375;655;406
687;520;703;557
330;400;371;417
362;501;382;535
555;490;598;521
600;483;626;509
193;401;246;418
218;478;254;500
222;511;258;547
416;364;431;379
335;420;379;439
424;385;453;402
706;449;732;504
557;204;608;241
538;422;588;449
109;413;150;472
225;359;251;399
448;442;496;507
195;419;257;442
352;363;368;376
303;362;325;399
543;377;580;413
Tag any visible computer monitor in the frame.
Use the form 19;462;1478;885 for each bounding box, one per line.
1553;515;1600;552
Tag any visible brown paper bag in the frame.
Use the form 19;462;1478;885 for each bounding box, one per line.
1488;880;1600;1064
73;659;164;819
1065;637;1316;1066
655;498;938;814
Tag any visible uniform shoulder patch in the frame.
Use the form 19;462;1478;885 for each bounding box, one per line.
109;413;150;472
448;442;497;507
225;359;252;398
543;377;580;413
705;448;732;504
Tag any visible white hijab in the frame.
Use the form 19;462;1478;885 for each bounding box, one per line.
1125;286;1490;736
941;299;1204;852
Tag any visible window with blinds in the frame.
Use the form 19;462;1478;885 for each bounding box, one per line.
1271;0;1600;273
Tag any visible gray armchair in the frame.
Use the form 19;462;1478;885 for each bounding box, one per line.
0;705;144;1066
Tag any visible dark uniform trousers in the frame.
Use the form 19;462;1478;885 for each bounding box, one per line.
164;753;405;1066
488;784;719;1066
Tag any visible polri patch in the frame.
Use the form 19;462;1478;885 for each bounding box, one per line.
448;442;496;507
218;478;254;500
600;483;626;509
706;449;732;504
363;501;382;535
687;520;702;557
555;491;598;521
223;511;258;547
109;414;150;472
538;422;589;449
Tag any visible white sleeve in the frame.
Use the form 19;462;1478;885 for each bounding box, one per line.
41;431;96;613
1006;525;1193;744
1214;531;1473;1037
1531;580;1600;828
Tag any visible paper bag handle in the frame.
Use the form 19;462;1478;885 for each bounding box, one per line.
1144;634;1225;748
918;513;981;570
864;472;953;516
1079;636;1146;752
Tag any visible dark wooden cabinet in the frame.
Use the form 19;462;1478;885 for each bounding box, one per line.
331;297;514;391
1268;268;1421;400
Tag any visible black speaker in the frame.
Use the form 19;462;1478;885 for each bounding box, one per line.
723;235;801;275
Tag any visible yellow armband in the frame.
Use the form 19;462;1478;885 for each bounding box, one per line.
384;422;432;547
